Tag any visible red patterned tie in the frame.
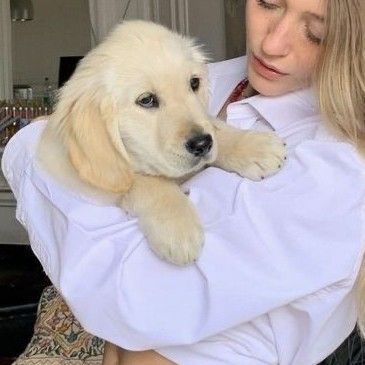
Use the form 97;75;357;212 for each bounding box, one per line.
217;79;249;120
226;79;249;104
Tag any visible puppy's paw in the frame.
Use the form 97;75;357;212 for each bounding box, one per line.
141;205;204;266
225;131;287;181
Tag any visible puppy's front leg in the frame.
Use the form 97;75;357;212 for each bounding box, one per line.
120;175;203;266
212;120;287;180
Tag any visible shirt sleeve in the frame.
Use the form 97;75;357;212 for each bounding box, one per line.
2;122;365;351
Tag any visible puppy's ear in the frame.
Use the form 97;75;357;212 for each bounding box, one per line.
56;91;134;194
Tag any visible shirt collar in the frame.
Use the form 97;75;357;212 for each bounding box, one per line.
208;56;247;117
228;87;319;131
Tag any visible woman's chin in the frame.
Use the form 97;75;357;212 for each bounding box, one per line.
247;65;299;97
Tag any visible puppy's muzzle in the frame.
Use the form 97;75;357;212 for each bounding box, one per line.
185;134;213;157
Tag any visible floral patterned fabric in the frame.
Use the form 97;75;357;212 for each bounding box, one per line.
13;286;104;365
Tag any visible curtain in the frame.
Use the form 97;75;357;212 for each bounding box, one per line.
0;0;13;100
88;0;126;47
88;0;172;47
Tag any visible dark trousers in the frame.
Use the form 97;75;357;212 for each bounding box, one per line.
319;328;365;364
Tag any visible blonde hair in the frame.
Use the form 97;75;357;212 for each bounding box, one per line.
315;0;365;145
315;0;365;337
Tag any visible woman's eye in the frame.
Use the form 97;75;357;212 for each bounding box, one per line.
190;77;200;92
305;26;323;45
136;93;159;108
256;0;279;10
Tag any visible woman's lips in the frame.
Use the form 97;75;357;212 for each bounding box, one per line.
251;55;288;81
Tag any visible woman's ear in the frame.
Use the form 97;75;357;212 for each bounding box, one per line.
56;90;134;194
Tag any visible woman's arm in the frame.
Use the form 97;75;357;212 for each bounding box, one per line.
2;121;365;351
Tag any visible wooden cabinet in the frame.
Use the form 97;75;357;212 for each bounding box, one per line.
0;160;29;246
0;190;29;246
0;159;41;357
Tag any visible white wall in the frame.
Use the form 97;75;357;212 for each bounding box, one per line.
12;0;91;95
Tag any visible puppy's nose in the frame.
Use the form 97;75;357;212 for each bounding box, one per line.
185;134;213;157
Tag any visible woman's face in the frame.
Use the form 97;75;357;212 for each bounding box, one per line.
246;0;327;96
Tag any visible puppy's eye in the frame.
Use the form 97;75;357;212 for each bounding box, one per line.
136;93;159;108
190;77;200;92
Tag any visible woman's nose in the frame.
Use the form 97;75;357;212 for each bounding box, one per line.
261;17;292;57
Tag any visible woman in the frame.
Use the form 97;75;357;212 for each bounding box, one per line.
2;0;365;364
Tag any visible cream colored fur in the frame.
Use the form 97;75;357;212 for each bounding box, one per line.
37;20;286;266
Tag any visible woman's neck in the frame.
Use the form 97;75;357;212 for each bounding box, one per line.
244;83;259;98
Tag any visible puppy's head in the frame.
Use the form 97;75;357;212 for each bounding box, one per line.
51;20;216;193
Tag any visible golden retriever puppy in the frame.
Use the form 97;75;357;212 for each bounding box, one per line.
37;20;286;267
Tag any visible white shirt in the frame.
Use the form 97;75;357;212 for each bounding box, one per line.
2;56;365;365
